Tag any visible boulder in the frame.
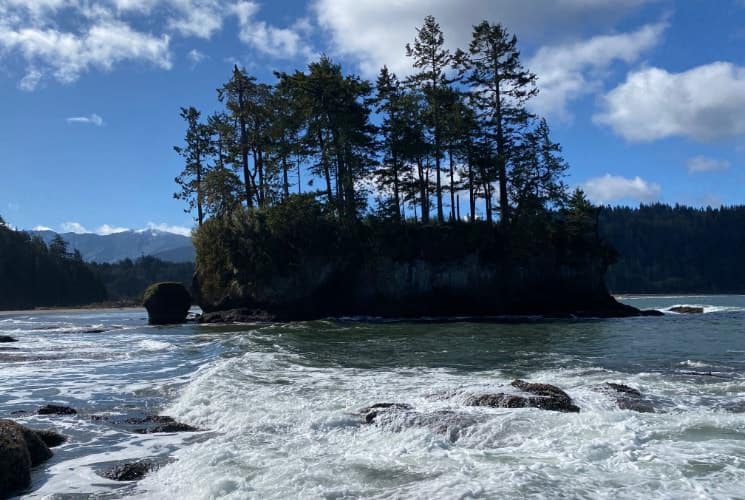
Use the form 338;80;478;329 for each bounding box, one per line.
37;404;77;416
100;460;156;481
143;282;192;325
198;308;275;324
0;420;58;498
600;383;654;413
465;379;580;413
0;335;17;343
669;306;704;314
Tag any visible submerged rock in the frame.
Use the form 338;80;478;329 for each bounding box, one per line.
91;414;198;434
37;404;77;416
669;306;704;314
143;282;192;325
358;403;414;424
0;335;17;343
361;405;478;441
100;460;156;481
34;429;67;447
599;383;654;413
0;420;58;497
465;380;580;413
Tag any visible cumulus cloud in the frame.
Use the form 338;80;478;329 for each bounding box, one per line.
528;22;665;119
313;0;652;77
595;62;745;142
67;113;104;126
96;223;129;234
582;174;661;203
686;155;730;174
145;222;192;236
60;221;88;233
231;1;312;59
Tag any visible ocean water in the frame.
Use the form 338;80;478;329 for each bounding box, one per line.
1;296;745;499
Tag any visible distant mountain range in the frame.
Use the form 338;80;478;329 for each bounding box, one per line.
31;229;195;263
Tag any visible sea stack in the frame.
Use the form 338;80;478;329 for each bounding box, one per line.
143;282;192;325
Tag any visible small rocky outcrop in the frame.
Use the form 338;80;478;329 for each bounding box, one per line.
360;405;478;441
669;306;704;314
90;414;198;434
465;379;580;413
100;460;157;481
0;420;64;498
0;335;17;343
198;308;276;324
600;383;654;413
358;403;414;424
37;404;77;416
143;282;192;325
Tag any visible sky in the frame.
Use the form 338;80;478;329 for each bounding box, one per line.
1;0;745;234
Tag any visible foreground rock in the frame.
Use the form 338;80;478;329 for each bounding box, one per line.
466;380;580;413
90;414;198;434
38;404;77;416
143;282;192;325
0;335;17;343
0;420;64;498
100;460;157;481
599;383;654;413
669;306;704;314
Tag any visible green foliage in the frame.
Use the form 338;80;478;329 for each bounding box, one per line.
601;204;745;293
89;256;194;301
0;221;106;310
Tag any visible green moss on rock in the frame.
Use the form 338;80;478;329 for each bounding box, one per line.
142;282;191;325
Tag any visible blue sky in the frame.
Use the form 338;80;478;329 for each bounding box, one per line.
1;0;744;234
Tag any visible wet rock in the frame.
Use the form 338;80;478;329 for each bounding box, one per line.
669;306;704;314
640;309;665;316
599;383;654;413
198;308;276;324
100;460;156;481
34;429;66;447
0;335;17;343
143;282;192;325
37;404;77;416
465;380;580;413
361;405;479;441
122;415;198;434
359;403;414;424
0;420;55;498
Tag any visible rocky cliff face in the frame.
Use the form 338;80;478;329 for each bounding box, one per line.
194;238;640;320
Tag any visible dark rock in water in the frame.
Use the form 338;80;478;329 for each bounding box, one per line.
143;282;192;325
0;419;55;498
0;335;17;343
465;380;580;413
640;309;665;316
38;404;77;416
359;403;414;424
127;415;198;434
361;405;479;441
199;308;276;324
669;306;704;314
34;429;66;447
599;383;654;413
100;460;156;481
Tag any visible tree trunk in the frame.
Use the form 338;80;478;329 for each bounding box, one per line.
448;149;456;222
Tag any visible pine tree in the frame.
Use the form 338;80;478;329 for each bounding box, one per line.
457;21;537;227
174;106;212;227
406;15;454;224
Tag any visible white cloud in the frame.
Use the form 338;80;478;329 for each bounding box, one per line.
313;0;652;78
529;22;665;119
167;0;225;39
0;20;172;86
145;222;192;236
67;113;104;126
686;155;730;174
582;174;661;203
187;48;205;65
60;221;88;233
96;223;129;234
18;68;42;91
231;1;311;59
32;225;53;231
595;62;745;142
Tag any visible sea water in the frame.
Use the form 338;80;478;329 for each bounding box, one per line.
1;296;744;499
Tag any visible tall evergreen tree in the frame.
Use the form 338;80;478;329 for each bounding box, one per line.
406;15;454;224
174;106;212;227
457;21;537;227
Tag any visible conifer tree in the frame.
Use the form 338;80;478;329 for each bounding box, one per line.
174;106;212;227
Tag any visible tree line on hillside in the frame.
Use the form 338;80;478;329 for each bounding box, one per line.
174;16;578;229
0;217;194;310
601;204;745;293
